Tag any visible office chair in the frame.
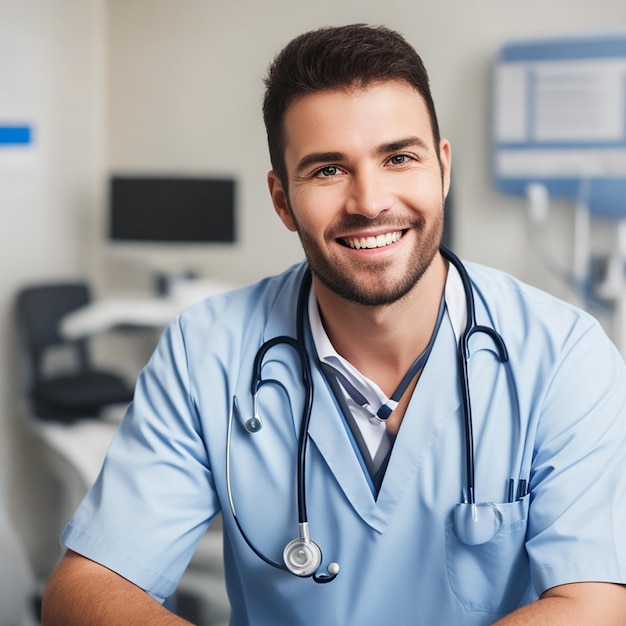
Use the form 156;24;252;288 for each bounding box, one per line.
16;282;134;423
15;282;135;581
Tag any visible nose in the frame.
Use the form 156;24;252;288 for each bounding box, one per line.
345;169;393;218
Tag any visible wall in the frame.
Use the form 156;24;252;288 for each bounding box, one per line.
3;0;626;583
103;0;626;305
0;0;107;576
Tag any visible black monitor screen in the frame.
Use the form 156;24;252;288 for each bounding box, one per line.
109;176;236;243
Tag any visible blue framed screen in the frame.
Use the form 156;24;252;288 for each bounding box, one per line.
492;32;626;218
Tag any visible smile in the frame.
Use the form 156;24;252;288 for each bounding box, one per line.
341;230;404;250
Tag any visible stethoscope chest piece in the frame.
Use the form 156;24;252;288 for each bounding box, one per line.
283;535;322;577
453;502;503;545
282;522;340;582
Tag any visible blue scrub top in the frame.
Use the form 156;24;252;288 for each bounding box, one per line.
62;260;626;625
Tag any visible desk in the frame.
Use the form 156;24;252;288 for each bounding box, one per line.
61;277;236;340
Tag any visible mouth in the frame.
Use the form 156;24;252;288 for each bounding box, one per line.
340;230;405;250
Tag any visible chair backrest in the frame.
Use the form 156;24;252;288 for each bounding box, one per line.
16;283;91;386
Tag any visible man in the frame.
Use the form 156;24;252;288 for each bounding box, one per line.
42;24;626;624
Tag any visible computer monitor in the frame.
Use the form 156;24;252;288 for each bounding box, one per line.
109;175;236;243
107;174;237;287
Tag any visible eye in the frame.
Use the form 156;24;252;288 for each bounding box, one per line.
315;165;340;178
390;154;409;165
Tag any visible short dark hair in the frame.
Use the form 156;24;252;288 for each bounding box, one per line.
262;24;441;185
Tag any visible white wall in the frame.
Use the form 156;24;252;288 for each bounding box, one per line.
3;0;626;581
0;0;107;576
103;0;626;302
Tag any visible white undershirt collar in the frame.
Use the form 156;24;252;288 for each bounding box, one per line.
307;262;467;456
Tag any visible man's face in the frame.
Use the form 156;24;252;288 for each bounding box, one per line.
268;80;451;307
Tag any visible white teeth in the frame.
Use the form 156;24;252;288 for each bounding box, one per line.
344;231;402;250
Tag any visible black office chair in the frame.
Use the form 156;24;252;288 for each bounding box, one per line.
16;282;134;423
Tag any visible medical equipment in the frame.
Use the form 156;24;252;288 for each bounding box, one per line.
493;33;626;356
226;247;510;583
493;32;626;218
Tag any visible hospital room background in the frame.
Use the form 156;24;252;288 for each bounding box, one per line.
2;0;626;623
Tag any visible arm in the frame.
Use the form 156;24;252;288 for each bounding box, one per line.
503;319;626;623
54;319;220;618
41;550;192;626
492;582;626;625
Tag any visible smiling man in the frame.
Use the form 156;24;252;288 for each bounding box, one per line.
43;24;626;625
271;82;448;307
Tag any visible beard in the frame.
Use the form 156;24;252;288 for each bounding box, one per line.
290;203;444;307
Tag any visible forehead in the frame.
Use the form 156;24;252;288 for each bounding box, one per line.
282;80;434;164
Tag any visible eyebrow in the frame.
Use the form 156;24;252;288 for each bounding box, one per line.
294;151;345;175
294;136;431;175
376;136;430;155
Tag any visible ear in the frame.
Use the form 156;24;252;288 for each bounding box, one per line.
439;138;452;199
268;171;297;232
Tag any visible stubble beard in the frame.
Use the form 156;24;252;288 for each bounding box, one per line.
290;204;444;308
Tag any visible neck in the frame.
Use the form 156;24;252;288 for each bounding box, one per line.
313;252;448;396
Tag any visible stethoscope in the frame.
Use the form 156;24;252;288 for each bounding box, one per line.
226;246;509;584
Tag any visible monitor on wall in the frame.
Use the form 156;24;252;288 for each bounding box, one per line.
109;175;236;244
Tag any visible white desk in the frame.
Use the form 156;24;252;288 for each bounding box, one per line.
61;278;236;340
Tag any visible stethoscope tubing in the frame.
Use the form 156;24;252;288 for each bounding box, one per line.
226;397;286;571
229;247;512;578
440;247;509;505
251;333;313;524
295;270;314;524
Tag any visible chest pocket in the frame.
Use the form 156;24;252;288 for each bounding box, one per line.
445;495;531;615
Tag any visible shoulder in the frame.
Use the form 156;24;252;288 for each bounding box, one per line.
462;259;626;443
462;260;618;367
168;261;307;342
465;259;598;332
137;262;308;401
